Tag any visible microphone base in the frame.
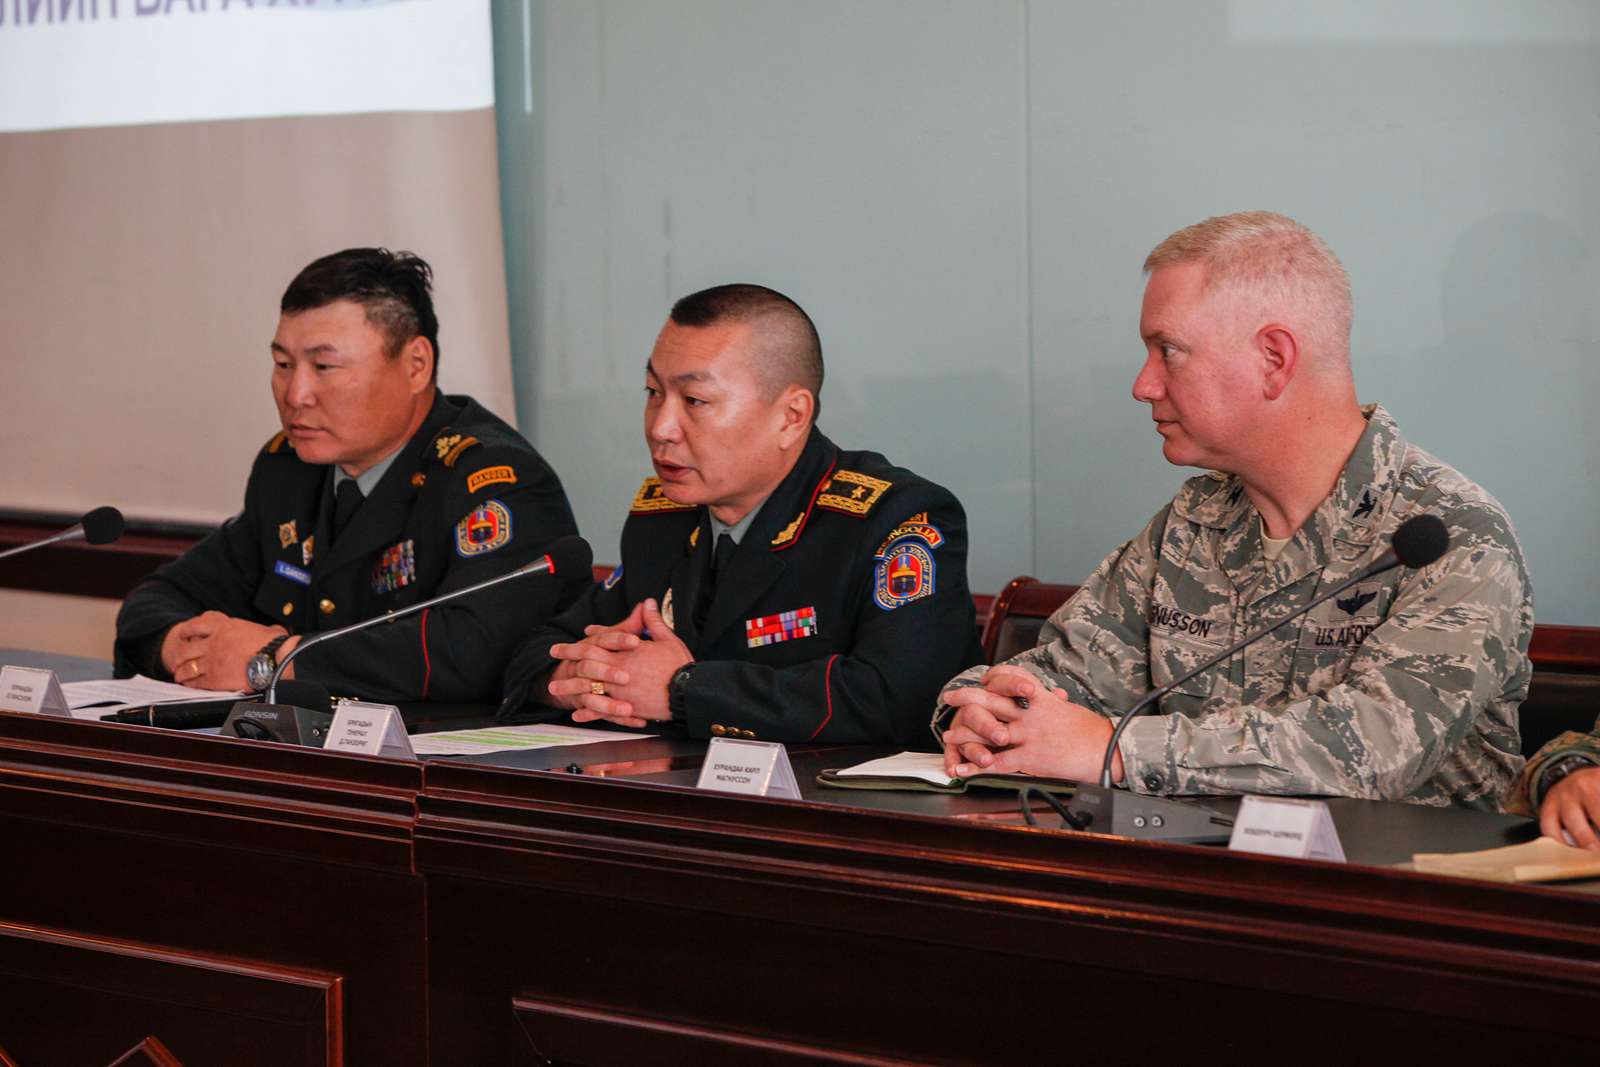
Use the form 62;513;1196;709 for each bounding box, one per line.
1064;783;1234;844
223;702;334;747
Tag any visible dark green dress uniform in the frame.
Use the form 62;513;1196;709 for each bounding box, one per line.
115;391;581;703
498;429;982;747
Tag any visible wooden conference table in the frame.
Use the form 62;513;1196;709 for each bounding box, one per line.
0;663;1596;1064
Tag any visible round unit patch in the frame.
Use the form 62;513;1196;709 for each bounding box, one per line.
873;541;935;611
456;499;513;557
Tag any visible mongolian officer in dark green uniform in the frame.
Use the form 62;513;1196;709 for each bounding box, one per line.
499;284;981;746
115;248;580;703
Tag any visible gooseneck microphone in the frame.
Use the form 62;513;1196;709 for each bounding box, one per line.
0;506;126;561
1096;513;1451;789
265;534;593;703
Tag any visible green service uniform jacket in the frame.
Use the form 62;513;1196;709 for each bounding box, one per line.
499;429;982;747
115;391;581;703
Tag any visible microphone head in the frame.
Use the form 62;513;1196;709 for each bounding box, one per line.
272;679;332;712
80;506;125;545
545;535;593;578
1391;514;1449;569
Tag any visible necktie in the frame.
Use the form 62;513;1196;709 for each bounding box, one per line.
695;532;737;631
333;479;364;541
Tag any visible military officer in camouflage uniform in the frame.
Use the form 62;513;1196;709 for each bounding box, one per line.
936;212;1533;809
115;248;580;703
499;284;981;745
1507;722;1600;847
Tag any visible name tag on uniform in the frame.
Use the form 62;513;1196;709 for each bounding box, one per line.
274;560;312;586
325;700;416;760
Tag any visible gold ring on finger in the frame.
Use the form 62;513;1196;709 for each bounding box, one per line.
590;681;606;697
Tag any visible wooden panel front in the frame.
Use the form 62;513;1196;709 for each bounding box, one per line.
0;712;426;1066
0;924;336;1067
418;763;1600;1065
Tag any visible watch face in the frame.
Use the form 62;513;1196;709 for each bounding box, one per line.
247;655;270;691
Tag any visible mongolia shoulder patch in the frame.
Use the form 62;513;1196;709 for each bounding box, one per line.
875;516;944;557
630;476;696;514
467;464;517;494
456;500;513;557
817;470;892;517
873;540;935;611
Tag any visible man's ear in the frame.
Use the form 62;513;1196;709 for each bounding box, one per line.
776;385;815;448
403;335;435;394
1257;324;1299;401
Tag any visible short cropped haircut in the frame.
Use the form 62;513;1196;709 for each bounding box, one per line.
1144;212;1353;361
670;284;824;417
281;248;441;378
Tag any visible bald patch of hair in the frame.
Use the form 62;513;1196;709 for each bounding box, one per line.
1144;211;1353;364
670;284;824;418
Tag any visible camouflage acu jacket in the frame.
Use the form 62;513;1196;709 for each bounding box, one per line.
938;404;1533;809
1505;719;1600;816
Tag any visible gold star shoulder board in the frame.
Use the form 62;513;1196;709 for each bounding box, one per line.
262;431;294;454
430;430;481;468
630;477;697;515
816;469;892;517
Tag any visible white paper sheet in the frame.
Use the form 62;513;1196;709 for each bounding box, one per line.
61;675;247;715
409;723;654;756
833;751;957;786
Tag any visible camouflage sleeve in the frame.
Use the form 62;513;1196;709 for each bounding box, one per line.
1505;727;1600;816
930;506;1170;741
1116;503;1533;804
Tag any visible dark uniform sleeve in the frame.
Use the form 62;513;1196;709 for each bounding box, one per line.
682;494;982;749
112;461;274;679
497;570;630;721
291;445;580;703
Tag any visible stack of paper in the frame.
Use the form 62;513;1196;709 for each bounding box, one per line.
1412;836;1600;883
60;675;247;720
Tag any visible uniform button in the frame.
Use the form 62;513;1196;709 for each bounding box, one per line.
739;729;756;739
281;602;294;617
710;724;726;736
1143;773;1163;791
319;599;336;616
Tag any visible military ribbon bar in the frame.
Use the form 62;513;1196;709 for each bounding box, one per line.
745;607;818;648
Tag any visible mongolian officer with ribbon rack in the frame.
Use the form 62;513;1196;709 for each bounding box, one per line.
115;248;581;703
499;284;982;746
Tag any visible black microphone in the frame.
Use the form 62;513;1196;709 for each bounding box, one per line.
1052;515;1451;843
264;535;592;703
222;680;335;745
0;506;126;562
100;680;330;731
1096;513;1450;791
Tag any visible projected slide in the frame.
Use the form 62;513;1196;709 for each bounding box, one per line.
0;0;493;133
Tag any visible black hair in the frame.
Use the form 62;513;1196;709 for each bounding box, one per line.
281;248;440;378
669;283;823;414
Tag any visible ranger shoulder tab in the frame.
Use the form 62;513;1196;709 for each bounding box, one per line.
262;431;294;455
630;477;697;515
429;430;482;468
815;469;893;517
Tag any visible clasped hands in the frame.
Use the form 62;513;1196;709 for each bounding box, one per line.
161;611;298;691
939;665;1125;784
547;598;691;729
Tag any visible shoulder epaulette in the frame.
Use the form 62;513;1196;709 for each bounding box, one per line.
430;430;481;468
816;469;892;517
630;477;697;515
262;431;294;454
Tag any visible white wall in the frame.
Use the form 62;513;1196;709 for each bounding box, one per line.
496;0;1600;623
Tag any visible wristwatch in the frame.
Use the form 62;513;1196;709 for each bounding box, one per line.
667;662;698;723
1539;754;1598;802
246;634;292;692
